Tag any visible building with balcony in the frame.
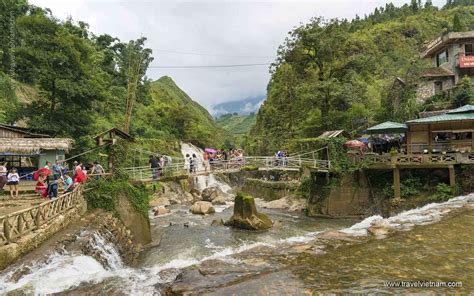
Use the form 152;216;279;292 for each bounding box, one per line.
417;31;474;102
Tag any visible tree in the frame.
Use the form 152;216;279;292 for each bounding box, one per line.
452;14;463;31
452;76;473;107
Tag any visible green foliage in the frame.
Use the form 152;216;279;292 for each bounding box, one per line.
383;177;421;199
428;183;453;202
216;113;256;135
452;76;473;107
84;139;150;217
241;165;258;171
84;177;150;218
0;72;18;122
248;3;474;154
0;3;221;159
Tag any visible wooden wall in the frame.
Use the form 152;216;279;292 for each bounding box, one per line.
0;127;26;138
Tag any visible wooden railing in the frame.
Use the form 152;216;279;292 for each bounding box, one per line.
359;152;474;166
0;185;85;245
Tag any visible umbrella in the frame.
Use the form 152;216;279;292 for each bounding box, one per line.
33;168;50;181
205;148;217;153
345;140;366;149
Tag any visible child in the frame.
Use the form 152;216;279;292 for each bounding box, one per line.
7;168;19;198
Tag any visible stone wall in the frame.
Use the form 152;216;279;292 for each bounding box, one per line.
307;171;372;218
0;197;87;270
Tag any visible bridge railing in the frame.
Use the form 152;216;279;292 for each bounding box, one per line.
123;156;331;181
359;152;474;166
0;184;85;245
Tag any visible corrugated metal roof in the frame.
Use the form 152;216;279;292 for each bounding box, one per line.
447;104;474;114
365;121;407;134
407;113;474;124
408;105;474;124
318;130;347;138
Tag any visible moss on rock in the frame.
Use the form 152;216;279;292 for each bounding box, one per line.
225;192;272;230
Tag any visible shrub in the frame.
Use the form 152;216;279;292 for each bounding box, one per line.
428;183;453;202
241;165;258;171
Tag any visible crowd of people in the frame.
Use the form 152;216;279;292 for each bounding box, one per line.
0;159;105;199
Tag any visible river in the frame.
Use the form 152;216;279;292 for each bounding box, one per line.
0;143;472;294
1;194;472;295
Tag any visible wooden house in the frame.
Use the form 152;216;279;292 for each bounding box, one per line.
406;105;474;153
0;124;73;174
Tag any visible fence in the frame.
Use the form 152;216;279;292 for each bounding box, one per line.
123;156;331;181
0;184;84;245
359;152;474;166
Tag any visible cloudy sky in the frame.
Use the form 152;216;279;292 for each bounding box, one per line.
30;0;445;112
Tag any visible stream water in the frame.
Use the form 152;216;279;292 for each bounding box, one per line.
0;195;473;294
0;143;472;294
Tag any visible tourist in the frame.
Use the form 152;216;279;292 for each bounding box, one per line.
184;154;190;172
192;154;198;173
189;154;195;174
52;160;63;180
62;162;69;176
203;152;210;172
35;172;47;197
63;173;74;192
149;155;159;180
45;161;52;172
0;161;7;192
91;161;105;179
47;175;59;199
7;168;19;198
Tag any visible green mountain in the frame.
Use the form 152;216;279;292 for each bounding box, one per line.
133;76;224;149
216;113;256;135
248;2;474;154
0;2;224;157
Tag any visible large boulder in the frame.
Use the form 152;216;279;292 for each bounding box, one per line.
201;187;219;202
225;193;272;230
211;195;227;205
190;201;215;215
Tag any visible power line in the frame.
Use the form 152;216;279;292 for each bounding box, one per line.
148;63;272;69
152;48;275;59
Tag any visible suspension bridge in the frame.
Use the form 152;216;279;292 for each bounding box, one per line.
124;147;331;182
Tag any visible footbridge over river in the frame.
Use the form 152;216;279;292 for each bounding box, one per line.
124;148;331;182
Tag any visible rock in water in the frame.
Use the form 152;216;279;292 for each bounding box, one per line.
225;193;272;230
201;187;219;202
153;206;170;216
211;218;225;226
190;201;215;215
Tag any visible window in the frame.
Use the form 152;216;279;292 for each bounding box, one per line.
436;49;448;66
466;44;474;56
434;81;443;94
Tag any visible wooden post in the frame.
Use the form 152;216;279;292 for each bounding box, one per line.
393;167;401;200
448;165;456;193
108;144;114;173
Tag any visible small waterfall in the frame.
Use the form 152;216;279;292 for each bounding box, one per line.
180;142;234;196
91;231;124;270
0;230;124;295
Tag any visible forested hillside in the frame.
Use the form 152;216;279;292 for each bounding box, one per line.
248;0;474;154
216;113;256;135
0;0;224;155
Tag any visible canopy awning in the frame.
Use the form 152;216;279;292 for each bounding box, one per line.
365;121;407;135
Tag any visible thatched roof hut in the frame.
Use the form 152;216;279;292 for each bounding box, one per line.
0;138;73;154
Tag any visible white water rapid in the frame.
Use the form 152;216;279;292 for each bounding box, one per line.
180;142;233;194
1;188;472;294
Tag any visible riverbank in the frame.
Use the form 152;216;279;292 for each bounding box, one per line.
1;193;472;294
